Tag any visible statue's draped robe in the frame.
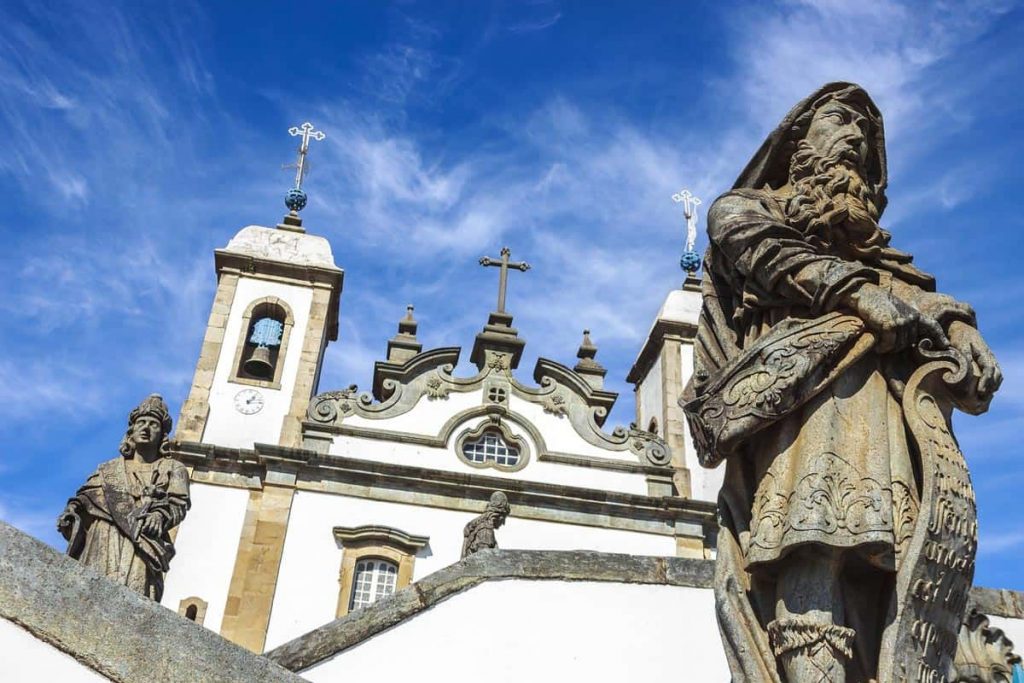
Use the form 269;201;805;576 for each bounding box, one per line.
462;518;498;557
68;455;189;601
690;188;976;680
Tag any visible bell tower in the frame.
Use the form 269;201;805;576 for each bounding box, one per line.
176;122;342;450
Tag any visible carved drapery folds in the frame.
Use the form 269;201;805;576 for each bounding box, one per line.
462;491;511;558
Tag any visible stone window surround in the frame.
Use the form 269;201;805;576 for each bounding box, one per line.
178;595;209;625
333;525;429;619
229;296;296;390
454;417;530;473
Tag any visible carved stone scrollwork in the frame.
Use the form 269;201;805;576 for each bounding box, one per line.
425;375;449;400
542;394;567;416
305;345;674;471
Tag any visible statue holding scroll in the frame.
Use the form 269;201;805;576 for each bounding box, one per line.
57;394;190;601
683;83;1001;682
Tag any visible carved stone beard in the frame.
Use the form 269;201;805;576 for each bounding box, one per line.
784;140;884;258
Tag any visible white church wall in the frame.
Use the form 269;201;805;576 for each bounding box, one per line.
637;353;664;437
330;415;649;496
264;490;676;649
301;580;729;683
679;341;724;502
0;617;109;682
161;482;250;634
203;278;313;449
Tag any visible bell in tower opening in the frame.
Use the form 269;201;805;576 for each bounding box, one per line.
242;315;284;380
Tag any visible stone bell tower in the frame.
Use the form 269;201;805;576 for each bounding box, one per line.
176;123;343;450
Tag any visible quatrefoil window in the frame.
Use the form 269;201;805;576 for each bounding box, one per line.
487;387;507;404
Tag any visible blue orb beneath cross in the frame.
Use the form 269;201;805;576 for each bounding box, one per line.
285;188;308;212
680;250;701;274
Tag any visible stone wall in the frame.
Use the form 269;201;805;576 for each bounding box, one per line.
0;521;303;683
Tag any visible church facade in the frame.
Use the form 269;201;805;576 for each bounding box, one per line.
158;210;723;655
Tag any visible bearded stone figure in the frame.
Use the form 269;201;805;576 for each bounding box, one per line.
57;394;190;601
683;83;1001;682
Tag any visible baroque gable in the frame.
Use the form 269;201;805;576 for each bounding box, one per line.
303;344;671;473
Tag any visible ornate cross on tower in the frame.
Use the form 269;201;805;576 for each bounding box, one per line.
283;122;326;214
479;247;530;314
288;122;326;189
672;188;702;276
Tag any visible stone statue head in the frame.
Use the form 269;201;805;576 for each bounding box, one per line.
485;491;511;528
734;83;888;249
119;394;173;459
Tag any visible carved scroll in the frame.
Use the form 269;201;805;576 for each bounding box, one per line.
880;347;976;683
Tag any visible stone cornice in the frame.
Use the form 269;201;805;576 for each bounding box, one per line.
332;525;430;553
171;440;716;534
0;521;303;683
626;318;698;385
265;549;717;672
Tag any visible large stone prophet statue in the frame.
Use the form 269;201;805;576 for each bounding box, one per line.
57;394;190;601
683;83;1001;682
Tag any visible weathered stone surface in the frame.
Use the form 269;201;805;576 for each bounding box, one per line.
461;490;510;557
0;521;303;683
683;82;1003;682
57;394;189;602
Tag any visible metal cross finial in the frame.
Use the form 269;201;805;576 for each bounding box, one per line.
287;122;326;190
672;188;702;253
479;246;530;314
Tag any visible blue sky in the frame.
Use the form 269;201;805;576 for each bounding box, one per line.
1;1;1022;589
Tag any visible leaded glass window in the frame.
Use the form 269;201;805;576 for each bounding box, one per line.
462;431;520;467
349;558;398;611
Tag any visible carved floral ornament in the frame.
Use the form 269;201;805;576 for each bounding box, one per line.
304;346;674;468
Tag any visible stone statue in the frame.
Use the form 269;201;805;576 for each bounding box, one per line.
461;491;510;558
57;394;190;601
683;83;1001;682
949;610;1022;682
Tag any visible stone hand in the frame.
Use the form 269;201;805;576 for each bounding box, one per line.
948;320;1002;401
57;501;80;536
141;512;163;537
845;283;949;354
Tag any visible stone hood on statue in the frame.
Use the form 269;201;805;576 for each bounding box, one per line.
57;394;190;602
682;82;1002;682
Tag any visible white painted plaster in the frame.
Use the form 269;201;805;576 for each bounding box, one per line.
225;225;337;268
203;277;314;449
330;413;649;496
264;490;675;649
303;581;729;682
988;614;1024;657
160;482;250;634
679;341;724;502
637;353;664;439
656;286;702;325
0;617;109;682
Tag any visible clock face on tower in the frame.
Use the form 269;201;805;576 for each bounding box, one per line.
234;388;264;415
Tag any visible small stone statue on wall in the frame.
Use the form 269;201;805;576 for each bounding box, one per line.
461;491;510;558
683;83;1001;682
57;394;190;601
